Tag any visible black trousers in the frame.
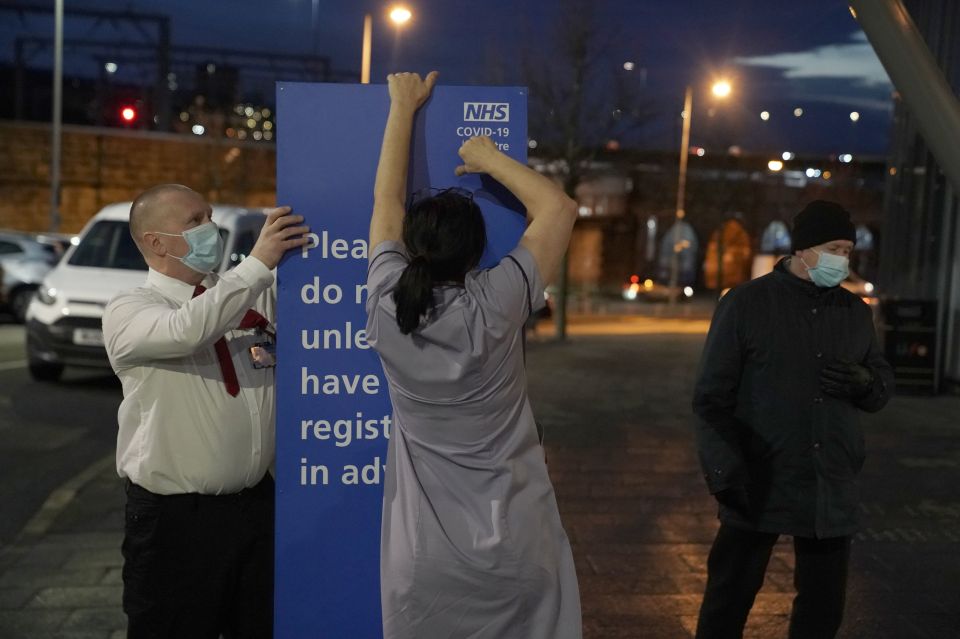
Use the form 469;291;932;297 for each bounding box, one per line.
695;524;851;639
122;475;275;639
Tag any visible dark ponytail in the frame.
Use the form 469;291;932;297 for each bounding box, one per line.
394;256;434;334
392;188;487;335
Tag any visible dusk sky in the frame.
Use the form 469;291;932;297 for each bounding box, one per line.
1;0;895;157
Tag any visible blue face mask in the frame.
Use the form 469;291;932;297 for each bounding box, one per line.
802;249;849;288
154;222;224;274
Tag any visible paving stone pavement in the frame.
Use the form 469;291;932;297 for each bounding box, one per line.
1;318;959;638
527;329;960;639
0;467;125;639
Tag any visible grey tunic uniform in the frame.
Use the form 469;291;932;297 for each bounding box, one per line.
366;241;582;639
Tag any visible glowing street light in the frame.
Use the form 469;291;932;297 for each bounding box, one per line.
850;111;861;122
768;159;784;172
760;110;771;121
104;62;118;74
389;5;412;25
711;80;732;98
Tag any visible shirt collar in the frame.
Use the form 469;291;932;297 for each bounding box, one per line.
146;268;218;305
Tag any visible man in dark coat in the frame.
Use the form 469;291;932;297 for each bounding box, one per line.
692;200;894;639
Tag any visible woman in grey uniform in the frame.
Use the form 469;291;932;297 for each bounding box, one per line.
365;71;582;639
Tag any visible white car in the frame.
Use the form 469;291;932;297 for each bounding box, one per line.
25;202;266;382
0;231;69;322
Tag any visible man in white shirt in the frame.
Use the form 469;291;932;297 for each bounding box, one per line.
102;184;309;639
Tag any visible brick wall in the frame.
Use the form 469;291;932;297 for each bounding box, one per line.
0;120;277;233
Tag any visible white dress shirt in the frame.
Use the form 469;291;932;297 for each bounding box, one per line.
103;257;276;495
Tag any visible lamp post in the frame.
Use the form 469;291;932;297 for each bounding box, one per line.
667;79;732;309
50;0;63;232
311;0;319;56
361;5;412;84
361;14;372;84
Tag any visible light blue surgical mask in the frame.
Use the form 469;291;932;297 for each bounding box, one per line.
154;222;224;274
802;249;849;288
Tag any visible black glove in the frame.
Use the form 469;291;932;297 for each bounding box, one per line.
714;485;751;519
820;359;874;400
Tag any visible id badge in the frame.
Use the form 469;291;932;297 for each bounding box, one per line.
248;341;276;369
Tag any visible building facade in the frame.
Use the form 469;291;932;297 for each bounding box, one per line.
540;152;886;300
880;0;960;389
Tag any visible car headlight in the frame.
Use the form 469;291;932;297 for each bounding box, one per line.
37;286;57;305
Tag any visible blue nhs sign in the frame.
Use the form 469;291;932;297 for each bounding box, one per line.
275;82;527;638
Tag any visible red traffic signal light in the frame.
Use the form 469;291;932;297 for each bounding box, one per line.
120;106;137;123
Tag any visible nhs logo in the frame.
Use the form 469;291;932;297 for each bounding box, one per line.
463;102;510;122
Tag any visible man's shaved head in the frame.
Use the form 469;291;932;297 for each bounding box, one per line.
129;184;201;246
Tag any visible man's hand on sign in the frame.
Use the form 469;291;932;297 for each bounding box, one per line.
455;136;503;177
387;71;438;111
249;206;311;269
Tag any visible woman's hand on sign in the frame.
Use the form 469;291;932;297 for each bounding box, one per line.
250;206;311;269
387;71;438;111
455;136;504;176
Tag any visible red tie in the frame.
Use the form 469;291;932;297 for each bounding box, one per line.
193;285;272;397
238;308;273;336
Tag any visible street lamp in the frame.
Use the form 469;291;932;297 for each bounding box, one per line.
711;80;732;99
361;6;413;84
667;79;732;309
389;6;412;25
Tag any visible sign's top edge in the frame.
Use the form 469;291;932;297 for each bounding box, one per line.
276;81;527;93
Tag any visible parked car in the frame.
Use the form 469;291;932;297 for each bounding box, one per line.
35;232;78;258
25;202;266;382
621;274;694;303
0;231;68;323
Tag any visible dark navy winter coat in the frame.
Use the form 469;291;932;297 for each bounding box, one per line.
693;258;893;538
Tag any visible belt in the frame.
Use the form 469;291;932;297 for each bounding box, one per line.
125;474;274;501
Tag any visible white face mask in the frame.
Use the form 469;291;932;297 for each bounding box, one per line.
801;249;849;287
151;222;224;273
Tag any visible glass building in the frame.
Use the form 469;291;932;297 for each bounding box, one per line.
880;0;960;388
